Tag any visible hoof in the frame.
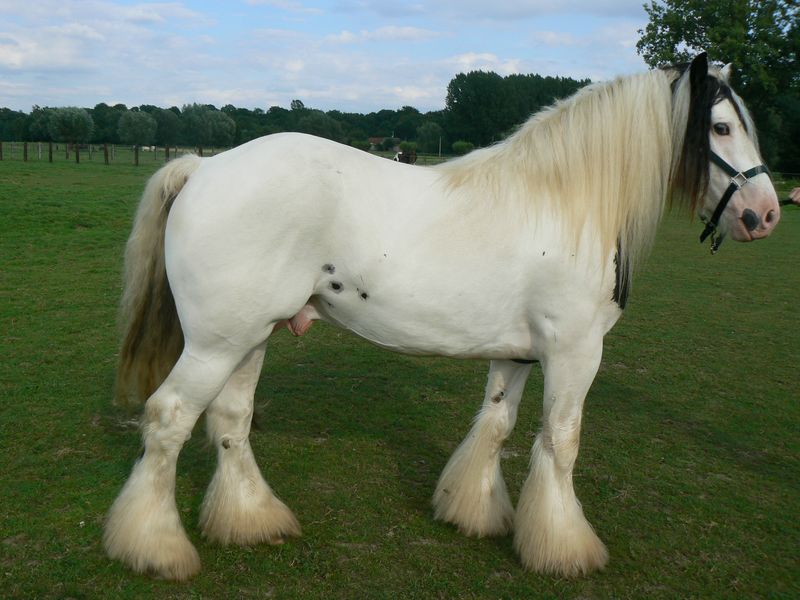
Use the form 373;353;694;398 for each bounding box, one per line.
104;499;201;580
200;478;301;546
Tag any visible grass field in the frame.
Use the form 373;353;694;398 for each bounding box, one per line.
1;155;798;599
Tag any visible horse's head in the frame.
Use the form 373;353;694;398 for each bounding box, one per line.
671;53;780;251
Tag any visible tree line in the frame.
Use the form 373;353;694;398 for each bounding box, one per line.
0;72;589;158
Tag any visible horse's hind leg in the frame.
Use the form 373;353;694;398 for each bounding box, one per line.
200;342;301;545
433;360;532;537
514;336;608;576
103;345;247;580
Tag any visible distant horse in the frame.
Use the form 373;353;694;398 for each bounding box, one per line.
397;149;417;164
104;54;779;580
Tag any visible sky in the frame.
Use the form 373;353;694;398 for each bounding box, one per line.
0;0;652;114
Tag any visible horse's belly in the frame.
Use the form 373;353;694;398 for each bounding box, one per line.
313;295;534;359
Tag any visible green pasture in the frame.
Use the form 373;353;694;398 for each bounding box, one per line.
0;156;798;599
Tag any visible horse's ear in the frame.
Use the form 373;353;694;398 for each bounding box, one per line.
720;62;733;81
689;52;708;91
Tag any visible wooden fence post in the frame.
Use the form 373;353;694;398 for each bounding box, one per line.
134;145;139;166
38;142;42;160
23;142;28;162
48;142;53;163
165;146;170;162
103;143;109;165
0;141;3;161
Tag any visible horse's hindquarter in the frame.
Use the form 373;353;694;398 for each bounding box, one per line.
166;133;621;359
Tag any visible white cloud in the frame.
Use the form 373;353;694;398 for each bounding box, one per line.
443;52;522;76
336;0;644;20
0;28;93;70
327;25;445;44
531;30;585;47
244;0;323;15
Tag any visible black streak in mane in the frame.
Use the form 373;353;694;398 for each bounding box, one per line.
672;67;721;211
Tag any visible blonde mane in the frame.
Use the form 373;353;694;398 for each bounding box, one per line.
436;67;696;278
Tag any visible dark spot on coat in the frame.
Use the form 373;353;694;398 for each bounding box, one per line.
360;292;369;300
322;264;336;274
222;439;231;449
492;390;505;403
330;281;343;292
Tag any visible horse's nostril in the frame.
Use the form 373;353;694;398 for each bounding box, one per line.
765;209;776;224
741;208;760;232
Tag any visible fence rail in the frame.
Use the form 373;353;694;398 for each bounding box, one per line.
0;141;225;165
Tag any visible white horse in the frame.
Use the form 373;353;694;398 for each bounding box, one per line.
104;54;779;580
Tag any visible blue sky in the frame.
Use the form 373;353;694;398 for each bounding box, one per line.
0;0;651;113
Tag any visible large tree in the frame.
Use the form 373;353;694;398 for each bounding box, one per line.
445;71;509;147
296;110;344;142
48;107;94;162
445;71;589;147
637;0;799;171
118;110;157;165
205;109;236;147
91;103;127;143
26;106;52;141
152;108;182;147
117;110;157;146
182;103;235;151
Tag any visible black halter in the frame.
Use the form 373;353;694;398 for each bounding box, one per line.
699;151;770;253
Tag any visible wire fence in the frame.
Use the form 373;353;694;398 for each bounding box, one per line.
0;141;453;167
0;141;227;165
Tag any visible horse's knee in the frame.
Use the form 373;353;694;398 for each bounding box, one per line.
206;401;251;440
541;424;581;472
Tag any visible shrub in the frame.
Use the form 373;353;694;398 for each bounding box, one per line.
451;140;474;155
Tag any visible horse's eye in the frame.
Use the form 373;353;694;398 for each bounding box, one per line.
713;123;730;136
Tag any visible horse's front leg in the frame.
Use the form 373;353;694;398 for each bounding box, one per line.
433;359;533;537
514;335;608;577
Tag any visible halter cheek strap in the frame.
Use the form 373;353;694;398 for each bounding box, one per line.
699;151;770;253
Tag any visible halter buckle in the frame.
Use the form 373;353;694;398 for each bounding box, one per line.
732;172;748;189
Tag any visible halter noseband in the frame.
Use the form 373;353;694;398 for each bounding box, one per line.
699;151;770;253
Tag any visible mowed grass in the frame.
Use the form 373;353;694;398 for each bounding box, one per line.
0;155;798;599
